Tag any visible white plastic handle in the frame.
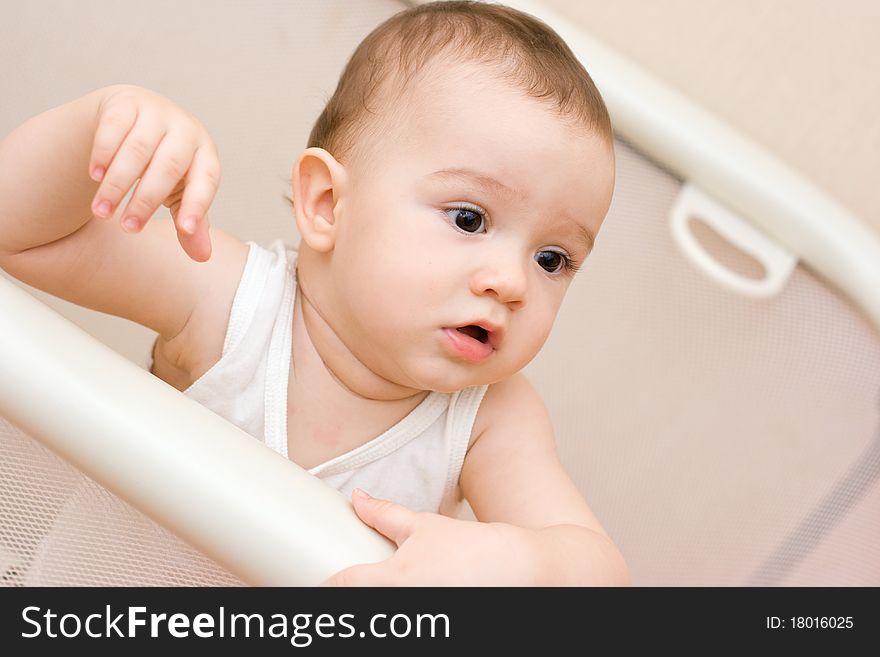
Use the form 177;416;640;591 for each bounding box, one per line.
670;184;797;298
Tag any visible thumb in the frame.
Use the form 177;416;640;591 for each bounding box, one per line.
351;488;415;547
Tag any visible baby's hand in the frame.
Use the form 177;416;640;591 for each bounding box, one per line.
88;85;220;262
321;489;543;586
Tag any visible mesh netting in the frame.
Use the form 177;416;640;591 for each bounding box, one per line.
0;416;243;586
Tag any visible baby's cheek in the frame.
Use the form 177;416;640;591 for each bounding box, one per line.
503;327;547;374
523;315;555;354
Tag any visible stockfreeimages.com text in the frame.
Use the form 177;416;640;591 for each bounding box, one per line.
21;605;450;646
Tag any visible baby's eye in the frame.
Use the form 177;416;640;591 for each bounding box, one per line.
445;206;486;234
535;250;568;274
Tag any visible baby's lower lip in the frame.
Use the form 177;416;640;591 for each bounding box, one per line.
442;327;494;363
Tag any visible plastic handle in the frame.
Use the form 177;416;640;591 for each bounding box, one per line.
670;184;797;298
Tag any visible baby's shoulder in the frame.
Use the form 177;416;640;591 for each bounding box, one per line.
467;372;547;450
151;229;250;389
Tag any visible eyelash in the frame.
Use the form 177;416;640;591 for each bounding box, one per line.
443;203;582;276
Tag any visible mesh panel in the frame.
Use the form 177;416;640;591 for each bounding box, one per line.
0;417;243;586
525;139;880;586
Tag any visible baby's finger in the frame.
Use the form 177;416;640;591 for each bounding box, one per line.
117;135;195;233
174;146;220;261
175;145;220;233
91;117;164;221
177;215;213;263
89;100;137;185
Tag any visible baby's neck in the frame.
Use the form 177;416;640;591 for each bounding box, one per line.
293;276;426;404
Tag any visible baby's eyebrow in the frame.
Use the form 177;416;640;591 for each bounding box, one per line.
574;223;595;255
426;167;521;201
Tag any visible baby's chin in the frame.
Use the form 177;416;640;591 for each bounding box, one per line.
401;361;512;394
362;340;526;394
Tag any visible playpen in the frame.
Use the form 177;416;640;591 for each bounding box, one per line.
1;0;878;586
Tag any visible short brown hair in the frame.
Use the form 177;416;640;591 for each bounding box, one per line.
308;1;612;165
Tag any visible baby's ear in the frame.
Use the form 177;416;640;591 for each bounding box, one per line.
291;147;348;252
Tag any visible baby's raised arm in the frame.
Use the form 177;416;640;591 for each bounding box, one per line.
0;84;216;261
0;86;247;380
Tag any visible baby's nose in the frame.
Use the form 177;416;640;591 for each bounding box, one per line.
470;257;527;308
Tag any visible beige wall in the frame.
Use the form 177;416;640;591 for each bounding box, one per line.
542;0;880;233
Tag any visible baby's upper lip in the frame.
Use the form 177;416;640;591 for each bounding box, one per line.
454;319;505;350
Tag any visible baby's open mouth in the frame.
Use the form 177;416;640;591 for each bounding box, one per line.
456;325;489;344
443;323;498;362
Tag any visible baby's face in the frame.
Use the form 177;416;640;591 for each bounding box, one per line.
326;61;615;393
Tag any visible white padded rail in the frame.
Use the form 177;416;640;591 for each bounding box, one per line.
0;276;394;586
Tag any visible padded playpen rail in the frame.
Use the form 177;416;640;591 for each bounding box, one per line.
0;277;395;586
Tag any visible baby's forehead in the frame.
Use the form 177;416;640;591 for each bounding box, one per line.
390;57;515;109
370;58;583;145
344;56;610;200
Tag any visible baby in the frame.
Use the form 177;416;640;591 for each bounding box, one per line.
0;1;625;585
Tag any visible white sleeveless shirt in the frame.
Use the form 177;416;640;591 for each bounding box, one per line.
180;240;488;516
